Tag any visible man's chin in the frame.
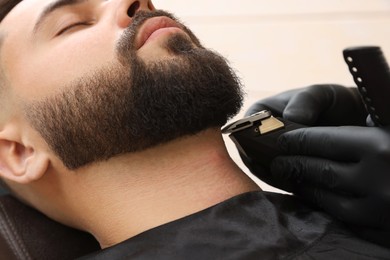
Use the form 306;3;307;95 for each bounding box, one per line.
165;32;199;54
137;33;198;62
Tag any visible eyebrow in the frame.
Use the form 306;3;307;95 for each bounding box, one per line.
33;0;89;34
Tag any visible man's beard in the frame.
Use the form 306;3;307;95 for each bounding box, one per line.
25;11;244;170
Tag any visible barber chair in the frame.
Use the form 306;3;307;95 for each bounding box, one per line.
0;193;100;259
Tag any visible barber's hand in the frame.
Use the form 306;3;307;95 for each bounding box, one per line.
242;85;390;246
243;84;368;187
246;84;367;126
272;126;390;247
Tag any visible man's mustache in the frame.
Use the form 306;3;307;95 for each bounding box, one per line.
118;10;180;51
116;10;202;56
131;10;180;33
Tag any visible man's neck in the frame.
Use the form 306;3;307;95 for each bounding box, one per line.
54;129;260;248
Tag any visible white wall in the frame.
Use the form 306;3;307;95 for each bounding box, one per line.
152;0;390;191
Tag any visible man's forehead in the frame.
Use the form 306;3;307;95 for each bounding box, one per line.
1;0;50;27
0;0;53;68
0;0;23;23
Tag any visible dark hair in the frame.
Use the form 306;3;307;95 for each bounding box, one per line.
0;0;22;23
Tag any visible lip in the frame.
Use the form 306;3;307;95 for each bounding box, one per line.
135;16;183;50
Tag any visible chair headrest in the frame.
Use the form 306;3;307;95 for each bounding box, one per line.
0;195;100;259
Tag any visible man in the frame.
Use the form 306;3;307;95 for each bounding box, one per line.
0;0;389;259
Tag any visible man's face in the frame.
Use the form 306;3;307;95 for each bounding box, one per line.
0;0;243;169
1;0;169;100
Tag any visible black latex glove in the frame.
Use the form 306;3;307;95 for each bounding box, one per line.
272;126;390;247
243;84;369;189
243;85;390;247
246;84;367;126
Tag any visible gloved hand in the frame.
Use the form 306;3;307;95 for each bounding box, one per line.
272;126;390;247
246;84;367;126
243;84;368;188
243;84;390;247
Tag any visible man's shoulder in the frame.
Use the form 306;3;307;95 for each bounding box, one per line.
80;191;390;260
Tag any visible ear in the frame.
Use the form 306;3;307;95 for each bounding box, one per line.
0;125;49;184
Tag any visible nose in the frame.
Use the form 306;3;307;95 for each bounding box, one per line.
116;0;156;28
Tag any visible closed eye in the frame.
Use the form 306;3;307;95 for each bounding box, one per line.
56;21;93;36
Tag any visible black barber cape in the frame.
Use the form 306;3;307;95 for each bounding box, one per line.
79;191;390;259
